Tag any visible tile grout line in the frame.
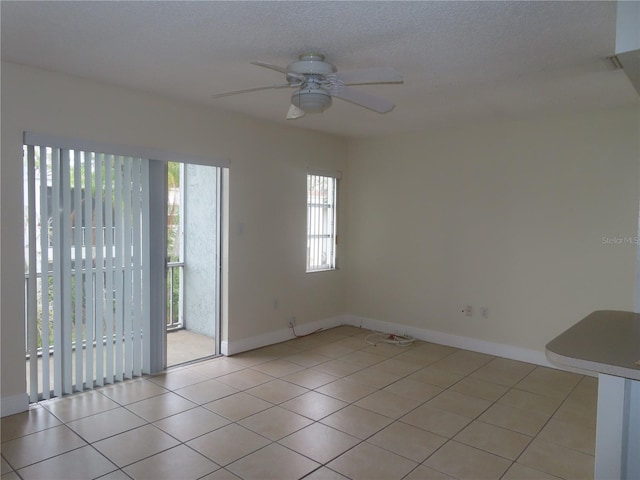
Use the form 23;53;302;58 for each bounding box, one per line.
3;326;596;480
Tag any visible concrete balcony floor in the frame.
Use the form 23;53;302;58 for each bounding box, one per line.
167;329;216;367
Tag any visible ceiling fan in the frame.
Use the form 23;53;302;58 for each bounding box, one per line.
211;53;403;119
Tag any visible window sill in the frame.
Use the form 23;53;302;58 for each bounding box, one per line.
306;267;338;274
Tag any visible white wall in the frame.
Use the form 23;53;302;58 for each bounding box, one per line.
3;60;639;416
1;62;348;414
346;106;639;354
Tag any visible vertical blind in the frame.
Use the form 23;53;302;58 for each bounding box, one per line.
306;170;339;272
24;141;151;401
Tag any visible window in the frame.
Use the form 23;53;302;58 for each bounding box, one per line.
307;171;339;272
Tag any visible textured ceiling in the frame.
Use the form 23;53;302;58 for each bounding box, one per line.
1;1;637;138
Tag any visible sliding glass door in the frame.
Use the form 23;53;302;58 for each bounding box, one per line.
23;136;223;401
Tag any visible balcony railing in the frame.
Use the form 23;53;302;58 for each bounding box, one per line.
24;260;185;356
166;262;183;331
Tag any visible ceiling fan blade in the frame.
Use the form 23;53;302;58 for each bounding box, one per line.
251;61;306;83
211;83;291;99
251;61;289;74
329;86;395;113
331;67;403;86
286;104;306;120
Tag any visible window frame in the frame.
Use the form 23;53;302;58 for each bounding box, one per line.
306;170;340;273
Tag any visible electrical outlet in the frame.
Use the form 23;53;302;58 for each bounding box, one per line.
481;307;489;319
287;317;296;328
462;305;472;317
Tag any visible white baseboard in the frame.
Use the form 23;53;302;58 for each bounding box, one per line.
1;393;29;417
219;313;594;376
343;314;596;375
222;315;347;356
343;314;552;367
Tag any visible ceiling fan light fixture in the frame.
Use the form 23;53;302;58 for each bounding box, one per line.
286;103;306;120
291;88;332;114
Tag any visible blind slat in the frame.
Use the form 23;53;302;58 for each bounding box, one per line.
73;150;84;391
104;155;115;384
141;160;151;373
132;159;142;377
39;146;51;399
114;156;124;382
84;151;95;389
61;149;73;395
52;148;63;397
95;153;105;387
123;159;133;378
26;145;38;403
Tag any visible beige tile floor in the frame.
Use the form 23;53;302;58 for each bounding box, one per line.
2;325;597;480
